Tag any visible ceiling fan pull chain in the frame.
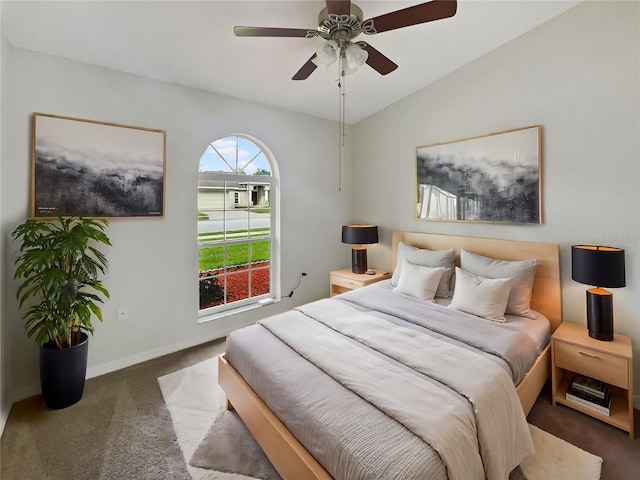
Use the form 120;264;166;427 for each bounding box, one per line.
341;69;347;148
338;54;347;192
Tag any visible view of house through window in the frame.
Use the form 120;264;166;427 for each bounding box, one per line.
198;135;276;317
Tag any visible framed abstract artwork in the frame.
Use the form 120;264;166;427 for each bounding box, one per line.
416;125;542;224
32;113;166;218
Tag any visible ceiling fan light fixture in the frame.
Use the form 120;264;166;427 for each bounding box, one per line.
343;42;368;74
312;39;339;66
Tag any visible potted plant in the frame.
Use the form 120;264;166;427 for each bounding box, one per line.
12;216;111;409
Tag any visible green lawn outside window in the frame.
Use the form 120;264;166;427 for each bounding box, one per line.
199;241;270;271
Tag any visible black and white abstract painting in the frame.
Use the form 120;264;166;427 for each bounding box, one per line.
32;113;166;218
416;126;541;223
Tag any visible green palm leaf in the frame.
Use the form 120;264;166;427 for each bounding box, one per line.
12;217;111;348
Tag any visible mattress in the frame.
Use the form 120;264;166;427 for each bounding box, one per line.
225;282;545;480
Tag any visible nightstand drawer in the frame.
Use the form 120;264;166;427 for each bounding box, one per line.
554;341;628;389
330;275;362;290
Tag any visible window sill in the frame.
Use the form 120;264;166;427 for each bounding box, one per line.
197;297;278;324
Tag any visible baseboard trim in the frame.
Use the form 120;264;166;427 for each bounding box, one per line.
0;407;9;437
11;319;254;404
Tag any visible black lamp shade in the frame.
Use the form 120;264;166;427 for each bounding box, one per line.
341;225;378;245
571;245;625;341
342;225;378;274
571;245;625;288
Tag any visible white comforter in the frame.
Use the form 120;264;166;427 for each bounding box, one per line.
260;297;534;480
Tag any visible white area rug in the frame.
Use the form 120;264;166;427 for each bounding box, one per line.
158;357;602;480
158;357;256;480
522;425;602;480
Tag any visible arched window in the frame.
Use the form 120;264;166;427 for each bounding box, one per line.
198;134;279;319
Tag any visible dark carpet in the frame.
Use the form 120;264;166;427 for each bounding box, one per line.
2;339;638;480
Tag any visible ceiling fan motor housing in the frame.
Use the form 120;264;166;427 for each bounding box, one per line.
318;4;364;44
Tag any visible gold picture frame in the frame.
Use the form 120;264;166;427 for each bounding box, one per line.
416;125;542;224
32;113;166;218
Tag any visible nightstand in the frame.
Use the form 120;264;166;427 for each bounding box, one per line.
551;322;634;438
329;268;390;297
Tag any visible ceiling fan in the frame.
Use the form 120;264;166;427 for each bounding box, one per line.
234;0;458;80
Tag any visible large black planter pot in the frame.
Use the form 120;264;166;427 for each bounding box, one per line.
39;333;89;409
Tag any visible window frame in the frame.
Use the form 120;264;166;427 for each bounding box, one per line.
197;135;280;322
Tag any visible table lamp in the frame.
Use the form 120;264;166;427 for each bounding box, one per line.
571;245;625;341
342;225;378;274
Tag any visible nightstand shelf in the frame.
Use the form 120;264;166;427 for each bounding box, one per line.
555;374;630;432
551;322;634;438
329;268;390;297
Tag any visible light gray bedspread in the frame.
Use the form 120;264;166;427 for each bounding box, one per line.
337;285;539;384
226;324;449;480
295;298;534;480
225;286;539;480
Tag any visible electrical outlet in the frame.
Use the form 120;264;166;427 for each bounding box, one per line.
117;307;127;322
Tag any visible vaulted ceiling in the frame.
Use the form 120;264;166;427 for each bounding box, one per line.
2;1;580;123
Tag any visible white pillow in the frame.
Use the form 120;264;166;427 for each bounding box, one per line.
392;242;455;298
449;267;513;323
460;249;537;319
393;260;446;301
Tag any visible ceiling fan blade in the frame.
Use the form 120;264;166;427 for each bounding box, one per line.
292;54;318;80
356;42;398;75
326;1;351;16
234;26;318;38
362;0;457;35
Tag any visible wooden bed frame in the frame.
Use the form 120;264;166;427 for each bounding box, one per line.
218;232;562;480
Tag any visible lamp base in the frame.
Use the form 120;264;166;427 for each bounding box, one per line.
586;288;614;341
351;247;368;274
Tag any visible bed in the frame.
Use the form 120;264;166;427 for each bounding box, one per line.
219;231;562;480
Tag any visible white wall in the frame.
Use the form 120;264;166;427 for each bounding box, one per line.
0;46;353;401
0;5;10;433
353;1;640;398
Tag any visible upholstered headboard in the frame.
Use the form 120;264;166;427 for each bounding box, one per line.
392;231;562;332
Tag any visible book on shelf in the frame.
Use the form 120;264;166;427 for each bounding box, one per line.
570;374;608;400
566;384;611;416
